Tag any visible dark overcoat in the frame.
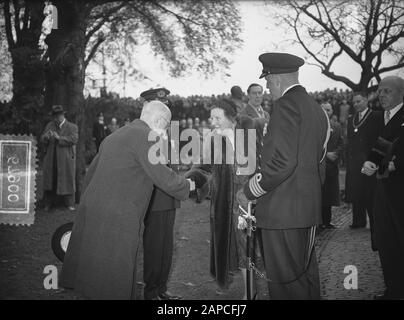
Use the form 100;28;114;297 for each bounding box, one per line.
367;105;404;246
244;85;328;229
345;109;383;203
59;119;190;300
186;117;265;288
41;120;78;195
322;122;344;206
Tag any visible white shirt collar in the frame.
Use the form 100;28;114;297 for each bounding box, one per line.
59;118;66;128
386;102;403;120
282;84;300;97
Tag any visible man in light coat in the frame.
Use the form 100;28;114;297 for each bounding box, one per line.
41;105;78;211
60;101;195;300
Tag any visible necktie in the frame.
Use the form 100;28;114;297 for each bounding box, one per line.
385;110;391;125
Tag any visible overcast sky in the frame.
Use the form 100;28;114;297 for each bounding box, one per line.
85;1;403;99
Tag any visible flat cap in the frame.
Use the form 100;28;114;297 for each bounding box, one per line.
258;53;304;79
140;88;170;102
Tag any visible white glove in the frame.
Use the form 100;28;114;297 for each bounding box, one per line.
361;161;378;176
238;216;247;230
187;179;195;191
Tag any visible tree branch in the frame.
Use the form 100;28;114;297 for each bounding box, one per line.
3;0;15;48
150;1;203;27
377;62;404;75
85;2;127;43
12;0;21;45
321;69;357;89
84;36;105;69
22;1;30;31
296;1;362;65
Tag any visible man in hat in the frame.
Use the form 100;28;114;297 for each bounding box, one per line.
243;52;329;299
41;105;78;211
139;88;182;300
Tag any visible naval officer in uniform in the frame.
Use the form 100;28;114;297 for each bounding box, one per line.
243;53;329;300
140;88;182;300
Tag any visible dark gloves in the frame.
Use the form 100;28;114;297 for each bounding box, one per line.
185;170;208;189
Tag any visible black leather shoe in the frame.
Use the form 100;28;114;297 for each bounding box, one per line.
158;292;182;300
324;224;336;229
374;294;389;300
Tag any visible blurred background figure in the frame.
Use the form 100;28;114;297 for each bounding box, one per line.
241;83;269;119
194;117;200;131
320;102;344;229
92;112;107;152
186;117;194;129
261;97;272;117
107;117;119;135
230;85;247;114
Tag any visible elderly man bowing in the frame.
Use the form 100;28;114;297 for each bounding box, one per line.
60;101;195;300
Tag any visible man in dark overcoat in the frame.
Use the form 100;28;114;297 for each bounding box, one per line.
59;101;194;300
41;105;78;211
140;88;183;300
243;53;329;300
345;92;383;234
362;76;404;299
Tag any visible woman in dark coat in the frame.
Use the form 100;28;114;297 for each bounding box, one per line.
186;99;266;298
321;103;344;228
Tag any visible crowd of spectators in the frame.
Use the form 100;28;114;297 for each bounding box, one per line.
88;86;383;168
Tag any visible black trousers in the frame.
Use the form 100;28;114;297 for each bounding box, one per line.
374;180;404;298
143;209;176;299
258;227;320;300
321;206;332;226
352;201;374;227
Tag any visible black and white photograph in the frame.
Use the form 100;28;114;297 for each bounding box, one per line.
0;0;403;306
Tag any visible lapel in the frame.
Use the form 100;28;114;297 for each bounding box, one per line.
248;104;263;118
384;105;404;131
58;120;67;134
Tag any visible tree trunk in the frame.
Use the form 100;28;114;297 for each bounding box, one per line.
3;1;46;136
44;0;90;203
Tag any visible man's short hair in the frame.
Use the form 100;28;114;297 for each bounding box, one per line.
352;91;368;98
247;83;263;94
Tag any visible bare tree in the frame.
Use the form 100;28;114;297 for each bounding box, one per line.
43;0;242;201
84;1;242;92
277;0;404;91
